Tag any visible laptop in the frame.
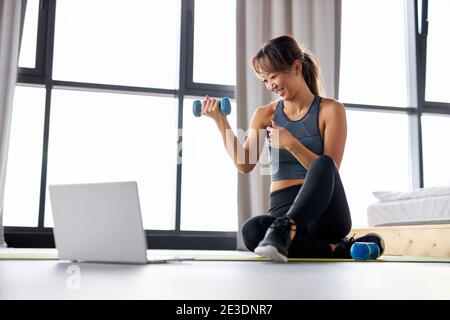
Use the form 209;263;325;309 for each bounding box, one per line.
48;181;192;264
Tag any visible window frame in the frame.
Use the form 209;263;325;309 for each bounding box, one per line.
6;0;236;249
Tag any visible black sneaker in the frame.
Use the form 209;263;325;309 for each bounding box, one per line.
254;216;296;263
333;233;385;259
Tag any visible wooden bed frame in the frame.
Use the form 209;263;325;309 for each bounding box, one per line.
351;224;450;257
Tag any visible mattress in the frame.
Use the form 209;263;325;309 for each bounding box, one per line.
367;194;450;227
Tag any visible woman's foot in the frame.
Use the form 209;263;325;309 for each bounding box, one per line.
254;216;297;263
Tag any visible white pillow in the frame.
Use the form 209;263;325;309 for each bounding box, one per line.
372;186;450;202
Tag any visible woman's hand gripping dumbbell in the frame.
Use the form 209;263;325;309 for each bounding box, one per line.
193;96;231;120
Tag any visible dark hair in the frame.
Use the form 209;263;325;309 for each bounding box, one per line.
252;35;325;96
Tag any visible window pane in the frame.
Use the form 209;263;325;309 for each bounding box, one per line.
340;0;408;107
422;114;450;186
3;86;46;227
425;0;450;103
53;0;181;89
18;0;39;68
45;90;178;230
193;0;236;85
340;110;410;227
181;98;238;231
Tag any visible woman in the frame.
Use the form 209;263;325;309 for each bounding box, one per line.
201;35;384;262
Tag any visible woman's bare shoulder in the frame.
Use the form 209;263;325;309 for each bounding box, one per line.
320;98;345;112
319;98;346;120
255;101;277;122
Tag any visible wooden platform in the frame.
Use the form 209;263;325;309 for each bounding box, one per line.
351;224;450;257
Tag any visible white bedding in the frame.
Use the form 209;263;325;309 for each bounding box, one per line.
367;194;450;227
372;186;450;202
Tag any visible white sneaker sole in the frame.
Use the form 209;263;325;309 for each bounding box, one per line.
254;245;288;263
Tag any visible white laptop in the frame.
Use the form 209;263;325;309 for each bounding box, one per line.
48;181;192;264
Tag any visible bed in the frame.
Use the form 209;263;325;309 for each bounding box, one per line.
367;186;450;227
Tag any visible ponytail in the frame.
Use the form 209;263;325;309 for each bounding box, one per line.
301;50;325;96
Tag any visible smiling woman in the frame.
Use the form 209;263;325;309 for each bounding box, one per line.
196;35;383;262
241;36;363;263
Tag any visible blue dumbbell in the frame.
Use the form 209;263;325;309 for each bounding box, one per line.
350;242;381;260
192;97;231;117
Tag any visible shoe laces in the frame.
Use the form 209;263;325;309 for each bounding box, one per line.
269;217;296;235
334;233;357;258
348;233;356;243
341;233;356;251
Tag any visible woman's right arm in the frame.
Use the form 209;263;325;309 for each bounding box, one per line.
214;107;267;174
201;96;268;174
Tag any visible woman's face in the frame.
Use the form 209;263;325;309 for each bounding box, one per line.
259;59;300;100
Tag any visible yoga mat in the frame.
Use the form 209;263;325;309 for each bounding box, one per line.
191;255;450;263
0;251;58;260
1;250;449;263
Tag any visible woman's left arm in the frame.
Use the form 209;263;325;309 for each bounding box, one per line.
320;101;347;168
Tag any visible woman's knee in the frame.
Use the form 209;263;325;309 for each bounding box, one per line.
242;215;275;252
312;155;336;168
309;155;337;176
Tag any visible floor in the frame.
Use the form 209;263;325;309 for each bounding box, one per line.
0;249;449;299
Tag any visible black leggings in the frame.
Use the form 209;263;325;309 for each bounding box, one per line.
242;155;352;258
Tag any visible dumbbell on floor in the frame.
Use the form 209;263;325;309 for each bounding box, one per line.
193;97;231;117
350;242;381;260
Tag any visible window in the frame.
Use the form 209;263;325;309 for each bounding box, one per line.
181;98;237;231
339;0;412;227
421;114;450;187
340;0;408;107
9;0;237;248
3;86;46;227
18;0;40;68
340;110;410;227
53;0;181;89
425;0;450;103
193;0;236;86
44;90;178;230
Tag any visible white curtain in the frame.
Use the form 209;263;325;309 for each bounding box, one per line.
236;0;342;249
0;0;26;247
